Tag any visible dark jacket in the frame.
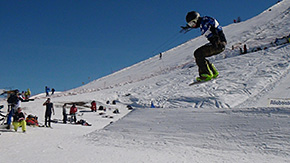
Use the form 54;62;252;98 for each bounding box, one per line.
44;103;54;115
13;111;25;122
197;16;227;49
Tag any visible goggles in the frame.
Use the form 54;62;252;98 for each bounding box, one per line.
187;19;198;28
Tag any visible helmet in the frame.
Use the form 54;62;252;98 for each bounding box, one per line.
186;11;200;28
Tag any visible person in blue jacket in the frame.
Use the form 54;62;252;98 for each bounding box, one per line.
181;11;227;82
45;86;50;97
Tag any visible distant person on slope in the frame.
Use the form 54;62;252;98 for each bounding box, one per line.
51;88;55;95
69;104;77;123
91;101;97;112
45;86;50;97
181;11;227;82
62;104;67;124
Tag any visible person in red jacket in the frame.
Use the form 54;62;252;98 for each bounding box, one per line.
91;101;97;112
69;104;77;123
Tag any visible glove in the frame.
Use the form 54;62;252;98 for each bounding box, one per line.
180;25;191;33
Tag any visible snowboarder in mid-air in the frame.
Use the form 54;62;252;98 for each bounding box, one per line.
180;11;227;82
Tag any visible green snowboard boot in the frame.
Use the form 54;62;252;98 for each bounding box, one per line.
209;63;219;78
196;63;213;82
196;73;213;82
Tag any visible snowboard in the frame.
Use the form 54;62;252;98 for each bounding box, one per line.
22;99;35;102
189;77;218;86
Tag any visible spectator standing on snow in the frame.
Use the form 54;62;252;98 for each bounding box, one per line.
151;101;155;108
6;90;19;129
237;16;241;23
51;88;55;95
69;104;77;123
45;86;50;97
43;98;55;127
12;107;26;132
91;101;97;112
243;44;247;54
180;11;227;82
62;104;67;124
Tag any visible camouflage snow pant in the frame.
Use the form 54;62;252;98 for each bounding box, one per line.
194;41;226;76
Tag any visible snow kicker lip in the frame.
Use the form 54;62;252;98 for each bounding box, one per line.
218;107;290;116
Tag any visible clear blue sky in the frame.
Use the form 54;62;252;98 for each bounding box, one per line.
0;0;278;95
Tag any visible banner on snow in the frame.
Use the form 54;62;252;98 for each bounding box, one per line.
268;98;290;107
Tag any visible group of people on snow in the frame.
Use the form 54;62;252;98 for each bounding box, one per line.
2;96;83;132
4;89;26;132
43;98;79;127
45;86;55;97
1;87;83;131
21;89;31;100
2;91;118;132
231;32;290;56
233;16;241;23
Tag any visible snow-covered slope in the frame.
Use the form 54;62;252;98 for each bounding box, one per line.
61;0;290;109
0;1;290;163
